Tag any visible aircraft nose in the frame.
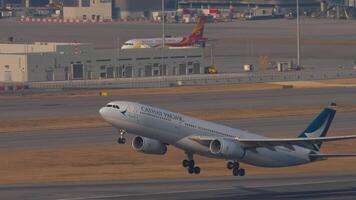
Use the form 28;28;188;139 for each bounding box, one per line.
99;107;106;117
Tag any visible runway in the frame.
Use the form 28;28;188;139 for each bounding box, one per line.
1;87;356;120
1;111;355;150
1;87;356;150
1;173;356;200
1;86;355;192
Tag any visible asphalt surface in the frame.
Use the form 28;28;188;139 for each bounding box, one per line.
1;87;356;120
1;87;356;150
0;111;355;151
1;173;356;200
1;18;356;71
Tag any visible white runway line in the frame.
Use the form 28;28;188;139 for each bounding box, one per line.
56;187;235;200
56;178;356;200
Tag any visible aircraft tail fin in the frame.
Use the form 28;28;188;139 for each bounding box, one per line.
298;107;336;150
190;15;205;38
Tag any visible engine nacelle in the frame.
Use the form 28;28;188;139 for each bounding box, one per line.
132;136;167;155
209;139;245;159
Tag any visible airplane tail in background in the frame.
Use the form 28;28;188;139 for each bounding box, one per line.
165;16;206;48
298;108;336;150
189;15;205;39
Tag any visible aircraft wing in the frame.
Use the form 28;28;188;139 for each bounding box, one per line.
309;154;356;158
237;135;356;150
189;135;356;150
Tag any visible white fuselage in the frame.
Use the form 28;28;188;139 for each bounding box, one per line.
121;37;183;49
99;101;313;167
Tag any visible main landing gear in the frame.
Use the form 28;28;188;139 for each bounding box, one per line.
227;161;246;177
117;129;127;144
182;153;201;175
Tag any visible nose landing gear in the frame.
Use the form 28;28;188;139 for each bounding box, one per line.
227;161;246;177
117;129;127;144
182;153;201;175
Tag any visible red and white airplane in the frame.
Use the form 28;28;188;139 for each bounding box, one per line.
121;16;206;49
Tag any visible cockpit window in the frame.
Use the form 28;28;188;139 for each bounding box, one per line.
107;104;120;109
106;104;120;109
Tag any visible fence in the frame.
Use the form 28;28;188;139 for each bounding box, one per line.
24;69;356;90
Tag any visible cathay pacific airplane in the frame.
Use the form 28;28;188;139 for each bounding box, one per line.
99;101;356;176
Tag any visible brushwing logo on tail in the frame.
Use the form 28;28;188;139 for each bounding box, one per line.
304;115;330;138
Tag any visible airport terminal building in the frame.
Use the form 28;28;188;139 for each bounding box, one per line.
0;42;204;82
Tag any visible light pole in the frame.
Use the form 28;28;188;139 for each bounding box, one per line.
161;0;165;77
162;0;165;48
296;0;301;67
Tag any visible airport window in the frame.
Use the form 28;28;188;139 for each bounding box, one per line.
96;59;111;62
171;56;185;59
100;72;107;78
82;0;90;7
136;57;150;61
153;57;168;59
187;55;202;58
118;58;132;61
100;65;106;70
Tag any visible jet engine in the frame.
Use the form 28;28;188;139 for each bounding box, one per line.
209;139;245;159
132;136;167;155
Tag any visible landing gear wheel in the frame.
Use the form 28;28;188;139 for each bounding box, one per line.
182;160;189;168
117;129;127;144
227;161;235;170
117;138;126;144
238;168;245;176
232;168;239;176
194;166;201;174
188;160;195;168
188;167;194;174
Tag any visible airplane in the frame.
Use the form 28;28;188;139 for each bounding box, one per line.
121;16;206;49
99;101;356;176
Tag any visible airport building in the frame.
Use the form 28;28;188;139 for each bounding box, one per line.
178;0;321;8
0;42;204;82
113;0;176;19
63;0;112;21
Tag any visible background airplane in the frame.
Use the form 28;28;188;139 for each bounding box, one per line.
121;16;206;49
99;101;356;176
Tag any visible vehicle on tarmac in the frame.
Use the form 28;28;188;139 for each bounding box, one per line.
100;102;356;176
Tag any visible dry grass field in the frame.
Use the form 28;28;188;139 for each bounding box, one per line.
1;138;355;185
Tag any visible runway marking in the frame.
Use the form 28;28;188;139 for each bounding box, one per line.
245;179;356;189
56;187;235;200
56;178;356;200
